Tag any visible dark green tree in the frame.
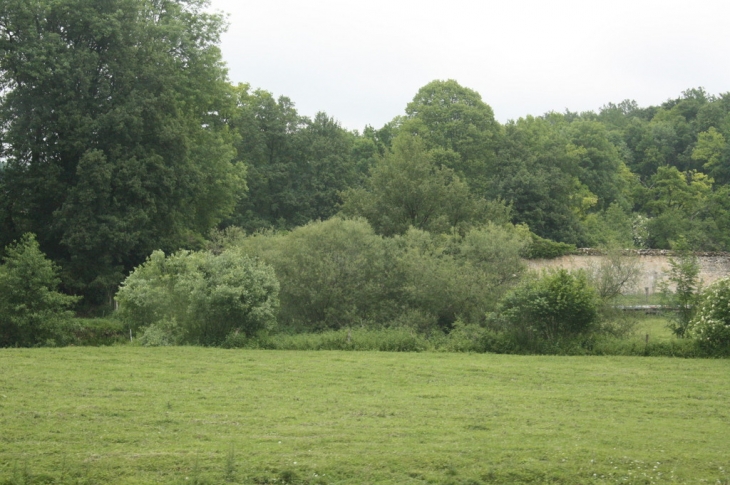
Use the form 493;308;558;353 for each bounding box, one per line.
401;79;502;194
0;0;244;302
340;134;494;236
490;116;587;244
0;234;79;347
227;85;360;231
567;120;629;211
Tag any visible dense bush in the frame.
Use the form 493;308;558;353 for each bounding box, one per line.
71;318;127;346
494;269;599;342
521;233;577;259
235;218;402;331
688;277;730;351
116;249;279;345
228;218;527;332
396;224;527;329
0;234;80;347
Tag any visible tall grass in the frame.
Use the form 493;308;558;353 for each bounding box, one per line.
219;316;726;357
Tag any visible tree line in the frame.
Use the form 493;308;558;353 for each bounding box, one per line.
3;0;730;310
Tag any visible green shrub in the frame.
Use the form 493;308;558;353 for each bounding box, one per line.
396;224;527;329
520;233;576;259
116;249;279;345
226;219;526;332
661;244;702;337
0;234;80;347
688;277;730;352
71;318;127;346
241;218;402;331
496;269;600;342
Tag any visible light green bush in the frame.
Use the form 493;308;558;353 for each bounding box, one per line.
116;249;279;345
224;218;527;332
0;234;79;347
240;218;402;331
496;269;600;342
688;277;730;351
397;224;526;329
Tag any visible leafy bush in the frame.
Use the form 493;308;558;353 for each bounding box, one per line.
397;224;527;329
688;277;730;351
495;269;600;342
226;218;526;332
0;234;80;347
236;218;402;331
116;249;279;345
521;233;576;259
71;318;127;346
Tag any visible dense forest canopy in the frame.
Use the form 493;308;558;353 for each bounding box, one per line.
2;0;730;305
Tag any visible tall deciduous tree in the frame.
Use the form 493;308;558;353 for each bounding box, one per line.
0;0;245;302
401;79;502;194
340;134;492;237
227;85;360;231
490;116;587;244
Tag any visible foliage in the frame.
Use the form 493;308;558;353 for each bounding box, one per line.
400;79;502;193
396;225;527;329
586;246;641;301
581;203;636;248
490;116;588;244
227;86;361;231
0;234;79;347
229;327;432;352
660;241;702;337
566;120;630;211
69;318;127;346
688;277;730;351
0;0;245;302
234;218;401;331
496;269;600;341
520;232;577;259
225;218;527;332
116;249;279;345
340;134;493;236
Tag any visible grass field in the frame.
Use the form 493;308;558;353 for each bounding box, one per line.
1;348;729;484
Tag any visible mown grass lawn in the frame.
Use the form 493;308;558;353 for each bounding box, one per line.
0;348;728;484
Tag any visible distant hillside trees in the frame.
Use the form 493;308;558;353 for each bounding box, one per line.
340;134;502;236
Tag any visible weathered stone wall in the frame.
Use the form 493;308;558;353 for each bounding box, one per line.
525;249;730;294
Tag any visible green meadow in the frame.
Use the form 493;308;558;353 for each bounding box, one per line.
1;348;728;484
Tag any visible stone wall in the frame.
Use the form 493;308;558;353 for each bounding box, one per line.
525;249;730;294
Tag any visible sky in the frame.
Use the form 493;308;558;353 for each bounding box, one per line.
207;0;730;131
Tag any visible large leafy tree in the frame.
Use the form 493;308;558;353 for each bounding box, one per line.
0;0;244;302
566;120;630;211
490;116;587;244
227;85;360;231
340;134;492;237
401;79;502;194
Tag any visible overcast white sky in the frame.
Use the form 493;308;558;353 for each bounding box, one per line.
207;0;730;131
